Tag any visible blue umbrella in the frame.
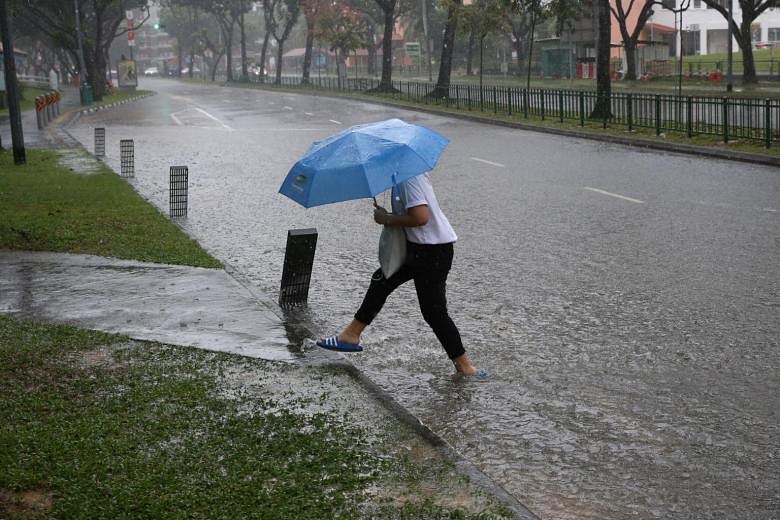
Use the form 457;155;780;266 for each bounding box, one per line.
279;118;449;208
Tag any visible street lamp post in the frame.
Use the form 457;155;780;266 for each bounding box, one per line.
657;0;691;98
727;0;733;91
0;0;25;164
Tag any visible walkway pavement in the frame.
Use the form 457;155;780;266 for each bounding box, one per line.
0;251;299;362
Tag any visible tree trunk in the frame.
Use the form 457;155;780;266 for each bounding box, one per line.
225;22;234;82
740;19;757;84
377;4;395;91
526;8;537;90
590;0;611;119
466;32;474;75
240;8;248;81
432;2;458;98
624;39;638;80
302;24;315;83
275;41;284;84
259;31;271;83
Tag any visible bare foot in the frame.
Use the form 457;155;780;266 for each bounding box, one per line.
452;354;479;375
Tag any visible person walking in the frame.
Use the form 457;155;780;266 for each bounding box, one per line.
317;173;485;378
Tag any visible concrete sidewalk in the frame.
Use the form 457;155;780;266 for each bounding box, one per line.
0;251;295;361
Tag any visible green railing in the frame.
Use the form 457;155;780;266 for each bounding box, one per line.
260;75;780;149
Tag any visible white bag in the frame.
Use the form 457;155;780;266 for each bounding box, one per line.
378;185;407;278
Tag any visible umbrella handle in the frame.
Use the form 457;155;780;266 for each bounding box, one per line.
372;197;378;208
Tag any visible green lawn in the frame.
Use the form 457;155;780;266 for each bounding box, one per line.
0;316;512;519
94;89;153;107
0;149;221;268
0;87;50;116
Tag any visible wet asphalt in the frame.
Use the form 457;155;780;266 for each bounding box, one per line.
58;78;780;520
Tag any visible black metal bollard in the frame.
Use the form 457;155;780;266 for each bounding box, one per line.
169;166;188;218
278;228;318;308
120;139;134;177
94;127;105;157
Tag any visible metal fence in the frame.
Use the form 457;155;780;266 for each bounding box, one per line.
258;75;779;148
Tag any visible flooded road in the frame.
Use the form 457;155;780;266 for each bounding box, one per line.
68;78;780;519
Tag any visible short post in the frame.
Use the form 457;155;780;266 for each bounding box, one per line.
627;93;633;132
169;166;188;218
120;139;134;177
492;86;497;114
94;127;105;157
723;97;729;143
279;228;318;308
579;91;585;127
655;95;661;136
35;97;43;130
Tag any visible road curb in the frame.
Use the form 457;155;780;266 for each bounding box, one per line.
78;92;156;115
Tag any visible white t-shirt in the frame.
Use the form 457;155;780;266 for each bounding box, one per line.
399;174;457;245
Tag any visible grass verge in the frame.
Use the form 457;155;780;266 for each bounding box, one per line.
95;89;153;107
0;315;512;519
0;87;51;116
0;149;221;267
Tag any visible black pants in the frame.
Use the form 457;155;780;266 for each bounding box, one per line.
354;241;465;360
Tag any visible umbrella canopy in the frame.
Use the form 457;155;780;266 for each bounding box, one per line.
279;118;449;208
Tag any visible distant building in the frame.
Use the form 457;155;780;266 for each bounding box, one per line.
630;0;780;56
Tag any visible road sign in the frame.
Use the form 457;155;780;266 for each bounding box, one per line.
127;18;134;46
126;10;133;20
405;42;421;57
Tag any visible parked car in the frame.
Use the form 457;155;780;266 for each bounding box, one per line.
143;66;159;77
180;67;201;76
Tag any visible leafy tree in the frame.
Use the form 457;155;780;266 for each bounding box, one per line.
700;0;775;84
268;0;300;84
431;0;461;98
300;0;325;83
461;0;510;93
610;0;653;80
513;0;544;89
316;4;367;86
160;3;201;77
373;0;398;91
10;0;150;100
344;0;383;77
507;12;532;76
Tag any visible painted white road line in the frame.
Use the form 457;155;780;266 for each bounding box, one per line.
304;112;314;116
329;119;343;125
283;106;293;111
470;157;505;168
193;107;234;131
764;208;777;213
268;101;276;105
583;187;645;204
170;112;184;126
